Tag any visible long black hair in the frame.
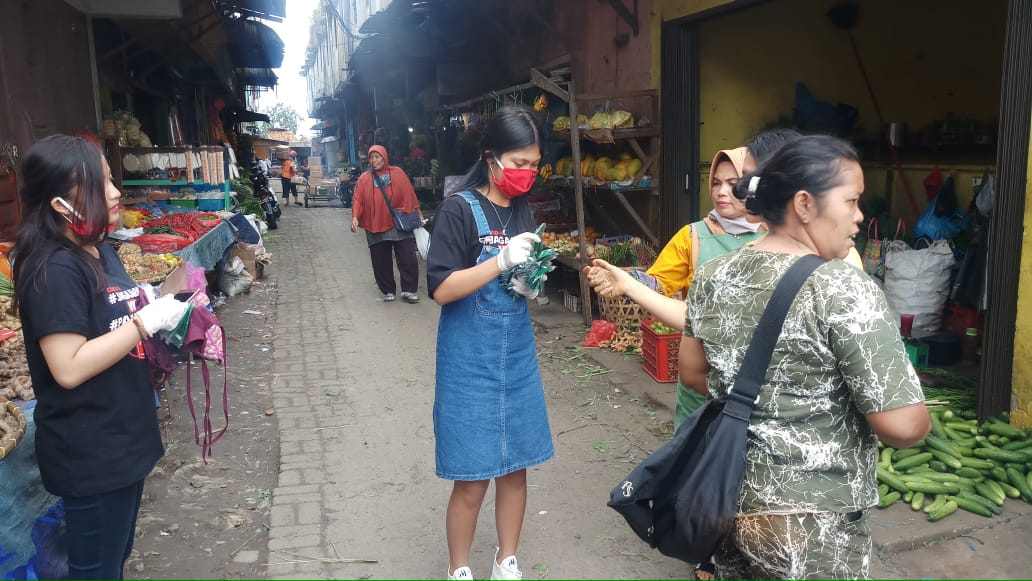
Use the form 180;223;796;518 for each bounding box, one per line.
454;105;541;193
734;134;859;226
12;135;110;308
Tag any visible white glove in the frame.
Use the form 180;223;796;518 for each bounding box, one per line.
496;232;541;272
511;275;540;300
135;295;190;336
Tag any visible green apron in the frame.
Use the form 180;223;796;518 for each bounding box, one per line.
674;219;764;429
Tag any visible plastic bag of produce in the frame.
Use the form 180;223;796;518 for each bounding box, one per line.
582;320;617;348
884;239;955;338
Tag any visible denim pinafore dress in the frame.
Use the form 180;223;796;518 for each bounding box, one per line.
433;191;555;481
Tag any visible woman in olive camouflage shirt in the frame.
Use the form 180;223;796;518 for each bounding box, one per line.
679;135;930;579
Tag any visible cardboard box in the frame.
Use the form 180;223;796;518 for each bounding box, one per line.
230;244;262;279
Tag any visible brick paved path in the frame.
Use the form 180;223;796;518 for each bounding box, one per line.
263;204;685;579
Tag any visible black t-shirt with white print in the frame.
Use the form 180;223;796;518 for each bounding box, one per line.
427;190;536;298
19;242;163;498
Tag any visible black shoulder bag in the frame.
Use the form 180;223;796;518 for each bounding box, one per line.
607;254;825;564
374;173;422;232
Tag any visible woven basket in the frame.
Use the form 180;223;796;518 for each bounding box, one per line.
0;401;27;460
600;293;645;335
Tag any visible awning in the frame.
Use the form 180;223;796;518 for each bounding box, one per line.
228;108;271;123
236;67;278;88
224;0;286;22
227;19;285;69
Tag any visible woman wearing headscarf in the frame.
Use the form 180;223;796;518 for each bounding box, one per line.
351;145;423;303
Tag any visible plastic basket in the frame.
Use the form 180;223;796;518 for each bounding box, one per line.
167;198;197;209
197;198;226;211
640;319;680;383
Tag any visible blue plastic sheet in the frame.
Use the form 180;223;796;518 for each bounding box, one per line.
0;402;66;580
175;220;237;271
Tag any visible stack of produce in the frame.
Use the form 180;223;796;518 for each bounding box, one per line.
0;275;32;403
0;401;27;460
551;154;644;186
134;212;221;253
0;334;33;403
118;243;181;283
875;409;1032;522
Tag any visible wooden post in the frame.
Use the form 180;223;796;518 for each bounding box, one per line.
568;81;593;325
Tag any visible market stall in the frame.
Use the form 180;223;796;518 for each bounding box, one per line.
438;59;663;326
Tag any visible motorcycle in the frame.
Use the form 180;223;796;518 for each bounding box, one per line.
337;165;361;208
250;161;281;230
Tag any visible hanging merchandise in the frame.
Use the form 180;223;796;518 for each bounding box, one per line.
975;174;995;217
923;167;944;201
914;175;970;241
883;239;956;338
861;218;885;279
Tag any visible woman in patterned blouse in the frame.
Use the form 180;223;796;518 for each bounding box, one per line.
680;135;930;579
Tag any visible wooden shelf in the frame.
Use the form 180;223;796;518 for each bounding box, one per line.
122;179;192;186
549;182;656;196
553;126;659;144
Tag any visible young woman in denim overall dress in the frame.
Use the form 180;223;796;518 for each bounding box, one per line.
427;106;553;580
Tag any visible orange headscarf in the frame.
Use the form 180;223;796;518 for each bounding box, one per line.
352;145;421;233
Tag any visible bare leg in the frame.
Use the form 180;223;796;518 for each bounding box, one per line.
495;469;527;560
447;480;491;571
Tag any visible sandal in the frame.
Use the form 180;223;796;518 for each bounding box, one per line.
694;561;716;580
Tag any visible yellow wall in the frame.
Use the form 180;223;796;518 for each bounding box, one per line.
652;0;1005;216
1012;119;1032;428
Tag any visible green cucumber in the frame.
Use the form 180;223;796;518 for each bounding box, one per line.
1006;467;1032;502
942;410;955;420
953;437;977;448
910;492;925;511
930;413;947;439
973;447;1027;463
929;460;950;473
880;448;895;468
914;472;960;483
905;480;961;495
955;467;984;481
904;491;914;502
893;448;925;462
929;449;963;470
1002;440;1032;451
958;456;995;470
946;421;977;435
998;480;1021;499
975;481;1005;506
952;494;995;517
905;466;936;475
928;499;958;522
876;466;910;494
893;452;934;471
879;490;901;508
927;435;964;458
923;494;947;514
990;467;1009;482
879;484;890;496
987;421;1025;439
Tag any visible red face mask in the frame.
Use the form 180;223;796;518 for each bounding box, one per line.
492;159;536;198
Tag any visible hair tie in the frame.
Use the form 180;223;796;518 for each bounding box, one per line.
747;176;761;194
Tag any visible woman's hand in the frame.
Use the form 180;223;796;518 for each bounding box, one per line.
135;295;190;336
351;217;359;233
583;259;634;298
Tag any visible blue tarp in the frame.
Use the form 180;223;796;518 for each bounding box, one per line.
175;220;237;271
0;402;66;580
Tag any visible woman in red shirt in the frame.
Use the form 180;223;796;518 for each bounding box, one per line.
350;145;424;303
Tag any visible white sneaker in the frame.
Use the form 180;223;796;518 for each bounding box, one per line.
448;566;473;580
383;293;396;302
490;549;522;580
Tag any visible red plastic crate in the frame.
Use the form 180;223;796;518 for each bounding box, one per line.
640;319;680;383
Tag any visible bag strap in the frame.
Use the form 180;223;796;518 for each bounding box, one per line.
723;254;825;421
373;172;396;212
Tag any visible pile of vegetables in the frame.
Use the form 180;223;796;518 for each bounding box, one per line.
648;320;678;336
876;409;1032;522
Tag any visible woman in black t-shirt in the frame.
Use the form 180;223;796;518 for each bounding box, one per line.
12;135;191;580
